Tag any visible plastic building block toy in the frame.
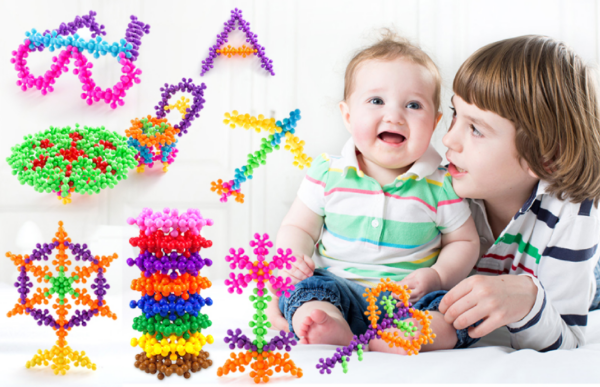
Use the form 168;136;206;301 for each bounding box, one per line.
217;233;303;383
6;221;118;375
6;124;138;204
164;96;191;118
316;278;436;375
128;208;215;380
210;109;311;203
11;11;150;109
200;8;274;76
125;78;206;173
217;44;257;58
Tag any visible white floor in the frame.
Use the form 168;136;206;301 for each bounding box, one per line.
2;282;599;386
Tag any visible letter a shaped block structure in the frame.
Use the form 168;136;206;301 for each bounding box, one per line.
200;8;274;76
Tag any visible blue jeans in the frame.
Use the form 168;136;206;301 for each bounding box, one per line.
279;269;478;349
413;290;481;349
591;259;600;311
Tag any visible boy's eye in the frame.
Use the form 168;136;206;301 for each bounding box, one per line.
369;98;384;105
449;106;456;117
406;102;421;109
470;124;483;137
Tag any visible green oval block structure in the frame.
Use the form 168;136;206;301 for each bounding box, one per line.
6;124;137;204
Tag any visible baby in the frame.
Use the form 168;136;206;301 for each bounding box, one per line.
267;31;480;352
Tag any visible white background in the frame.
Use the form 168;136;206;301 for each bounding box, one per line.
3;0;600;286
1;0;599;385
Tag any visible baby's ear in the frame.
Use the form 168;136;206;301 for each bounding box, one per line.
338;101;352;133
435;111;443;127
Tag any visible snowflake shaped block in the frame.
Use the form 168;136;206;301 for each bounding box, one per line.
6;221;118;374
218;233;302;383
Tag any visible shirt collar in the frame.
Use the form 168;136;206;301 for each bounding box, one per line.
339;137;442;182
340;137;365;177
514;179;548;218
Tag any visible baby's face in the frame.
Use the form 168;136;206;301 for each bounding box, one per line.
340;58;440;174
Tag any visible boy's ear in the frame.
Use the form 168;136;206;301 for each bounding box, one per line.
526;166;539;179
339;101;352;133
526;159;556;179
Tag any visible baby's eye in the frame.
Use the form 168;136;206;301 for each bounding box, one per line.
369;98;384;105
406;102;421;109
449;106;456;117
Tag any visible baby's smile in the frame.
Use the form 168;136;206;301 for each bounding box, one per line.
377;131;406;145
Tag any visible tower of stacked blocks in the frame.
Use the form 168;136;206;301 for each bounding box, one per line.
127;208;215;380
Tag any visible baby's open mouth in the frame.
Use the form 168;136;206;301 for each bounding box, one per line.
456;165;466;173
378;132;406;144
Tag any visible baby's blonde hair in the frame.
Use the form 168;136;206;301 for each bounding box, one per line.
343;29;442;112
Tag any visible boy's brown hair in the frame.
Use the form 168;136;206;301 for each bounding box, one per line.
454;35;600;204
344;29;442;113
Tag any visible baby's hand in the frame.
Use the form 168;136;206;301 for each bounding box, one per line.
280;254;315;285
397;268;442;303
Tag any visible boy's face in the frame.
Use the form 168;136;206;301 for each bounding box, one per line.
339;58;441;173
443;95;538;200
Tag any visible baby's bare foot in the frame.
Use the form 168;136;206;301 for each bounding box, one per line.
296;309;354;345
369;318;421;355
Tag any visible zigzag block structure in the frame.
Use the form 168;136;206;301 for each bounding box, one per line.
210;109;312;204
200;8;274;76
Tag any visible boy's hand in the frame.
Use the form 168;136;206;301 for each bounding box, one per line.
280;254;315;285
438;274;537;338
397;268;442;303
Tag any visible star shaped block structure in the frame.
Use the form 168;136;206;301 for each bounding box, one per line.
6;221;118;375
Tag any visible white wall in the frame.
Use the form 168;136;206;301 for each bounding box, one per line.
1;0;598;293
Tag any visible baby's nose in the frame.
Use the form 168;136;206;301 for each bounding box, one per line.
384;108;405;125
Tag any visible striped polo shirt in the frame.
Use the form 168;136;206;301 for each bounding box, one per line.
297;138;471;285
470;180;600;351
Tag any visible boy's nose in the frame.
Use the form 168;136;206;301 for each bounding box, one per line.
442;125;461;152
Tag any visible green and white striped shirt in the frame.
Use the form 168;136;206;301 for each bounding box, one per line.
298;138;471;285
